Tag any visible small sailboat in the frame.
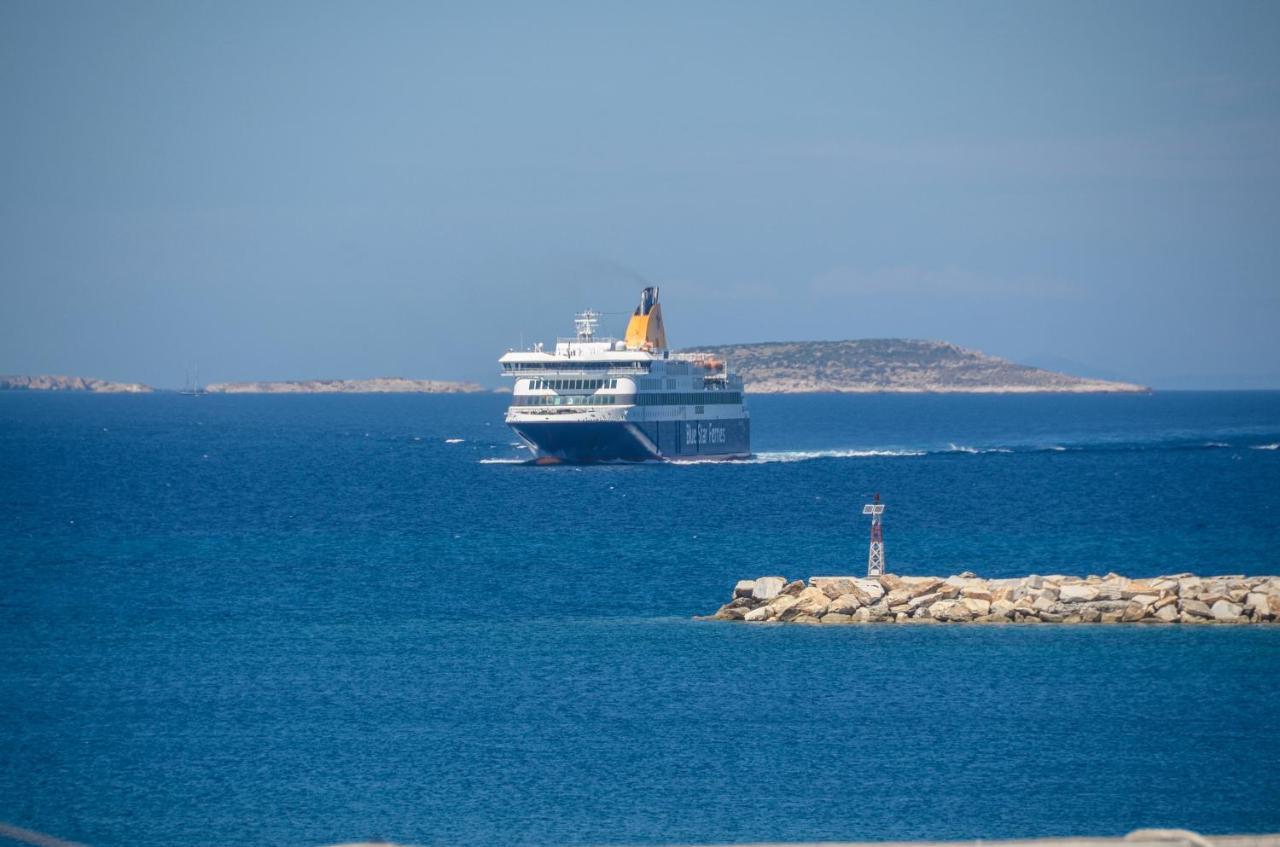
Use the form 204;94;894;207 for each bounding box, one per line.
180;364;206;396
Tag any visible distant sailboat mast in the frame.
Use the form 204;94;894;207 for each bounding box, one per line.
181;362;204;396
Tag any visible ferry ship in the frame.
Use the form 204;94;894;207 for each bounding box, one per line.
499;288;750;462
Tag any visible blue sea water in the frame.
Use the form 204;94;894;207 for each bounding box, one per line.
1;391;1279;847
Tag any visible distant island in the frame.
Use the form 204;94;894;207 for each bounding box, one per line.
2;340;1147;395
682;339;1147;393
0;374;153;393
202;377;485;394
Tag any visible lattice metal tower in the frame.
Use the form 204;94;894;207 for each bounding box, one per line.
862;493;885;576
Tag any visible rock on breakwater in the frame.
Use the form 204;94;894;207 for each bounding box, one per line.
704;572;1280;624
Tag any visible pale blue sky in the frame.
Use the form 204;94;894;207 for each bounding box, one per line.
2;1;1278;388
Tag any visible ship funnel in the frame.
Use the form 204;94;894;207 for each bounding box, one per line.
638;286;659;316
624;286;667;351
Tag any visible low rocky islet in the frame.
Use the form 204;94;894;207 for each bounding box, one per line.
705;572;1280;625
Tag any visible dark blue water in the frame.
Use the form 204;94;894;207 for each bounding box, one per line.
2;392;1279;847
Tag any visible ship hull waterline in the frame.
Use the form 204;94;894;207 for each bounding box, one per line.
509;418;751;464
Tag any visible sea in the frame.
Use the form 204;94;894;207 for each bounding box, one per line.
2;391;1278;847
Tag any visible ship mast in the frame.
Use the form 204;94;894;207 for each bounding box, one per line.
574;310;600;341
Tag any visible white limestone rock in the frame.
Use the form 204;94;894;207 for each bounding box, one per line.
811;577;860;600
751;576;787;601
989;599;1016;619
792;586;831;617
928;599;975;622
1180;599;1214;619
713;604;748;620
1245;592;1273;620
767;594;799;617
826;593;863;615
899;577;944;598
1032;594;1056;613
1059;584;1100;604
850;578;887;606
884;588;913;607
1096;583;1125;601
907;591;942;612
1121;601;1153;622
1211;600;1245;622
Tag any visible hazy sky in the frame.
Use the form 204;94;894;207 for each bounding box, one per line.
2;1;1278;388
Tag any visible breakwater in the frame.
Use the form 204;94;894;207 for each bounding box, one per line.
705;572;1280;624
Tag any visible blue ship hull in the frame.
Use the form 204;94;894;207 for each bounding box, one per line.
510;418;750;463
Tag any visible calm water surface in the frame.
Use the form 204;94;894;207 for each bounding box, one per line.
2;392;1278;846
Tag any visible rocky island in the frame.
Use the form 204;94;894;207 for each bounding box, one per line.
202;377;485;394
706;572;1280;624
682;339;1146;393
0;374;153;393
